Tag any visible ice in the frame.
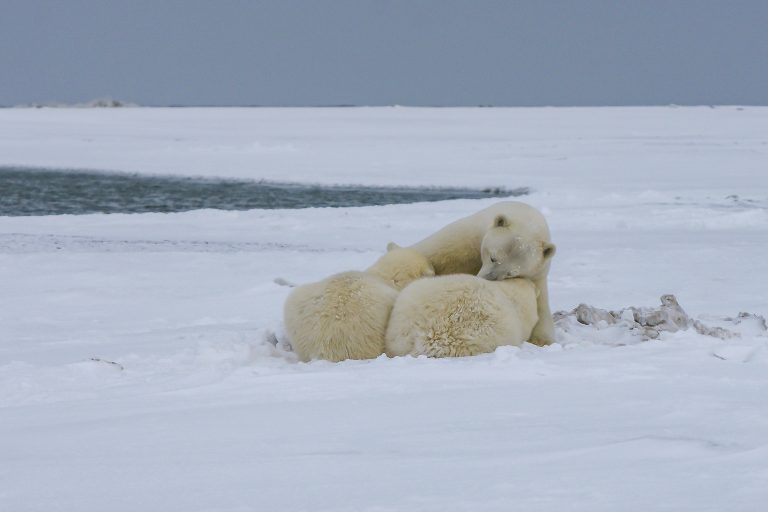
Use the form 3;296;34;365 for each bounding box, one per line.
1;107;767;511
556;294;742;341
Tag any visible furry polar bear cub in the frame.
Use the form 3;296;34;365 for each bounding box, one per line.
385;275;539;358
283;243;435;362
406;201;556;345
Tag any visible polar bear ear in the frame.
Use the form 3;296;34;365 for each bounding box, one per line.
386;241;401;252
542;242;556;260
493;214;511;228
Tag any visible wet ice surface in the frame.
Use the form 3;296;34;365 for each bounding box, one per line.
1;107;768;512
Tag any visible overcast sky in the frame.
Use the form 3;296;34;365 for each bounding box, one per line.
1;0;766;106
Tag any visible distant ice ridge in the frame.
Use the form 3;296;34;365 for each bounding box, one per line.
12;97;138;108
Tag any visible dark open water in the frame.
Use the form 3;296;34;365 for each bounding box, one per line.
0;167;526;216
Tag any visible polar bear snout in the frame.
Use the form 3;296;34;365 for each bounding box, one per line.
479;266;521;281
480;269;502;281
478;268;495;280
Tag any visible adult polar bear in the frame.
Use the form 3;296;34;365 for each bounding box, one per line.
406;201;556;345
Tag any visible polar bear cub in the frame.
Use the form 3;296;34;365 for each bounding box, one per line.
284;243;435;362
385;274;538;358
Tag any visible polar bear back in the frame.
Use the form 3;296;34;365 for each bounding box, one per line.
385;275;538;358
285;271;399;362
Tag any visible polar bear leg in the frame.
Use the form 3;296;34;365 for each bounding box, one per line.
529;275;555;346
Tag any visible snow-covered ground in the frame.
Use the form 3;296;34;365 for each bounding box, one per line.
1;107;767;511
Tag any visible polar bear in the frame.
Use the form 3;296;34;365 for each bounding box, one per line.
384;275;538;358
406;201;556;345
283;243;435;362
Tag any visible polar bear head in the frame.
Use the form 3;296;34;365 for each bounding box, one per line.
478;214;556;281
367;242;436;290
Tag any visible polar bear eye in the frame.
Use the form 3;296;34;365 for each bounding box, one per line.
490;256;498;264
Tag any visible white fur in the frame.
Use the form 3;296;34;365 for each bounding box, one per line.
283;246;435;362
385;275;539;358
407;201;556;345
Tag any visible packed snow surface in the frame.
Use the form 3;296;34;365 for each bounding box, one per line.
1;107;767;511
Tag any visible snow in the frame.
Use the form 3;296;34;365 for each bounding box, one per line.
1;107;767;511
2;106;767;191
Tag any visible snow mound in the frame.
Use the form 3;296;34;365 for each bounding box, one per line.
555;295;767;353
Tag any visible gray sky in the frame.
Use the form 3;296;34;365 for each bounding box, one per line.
1;0;767;106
